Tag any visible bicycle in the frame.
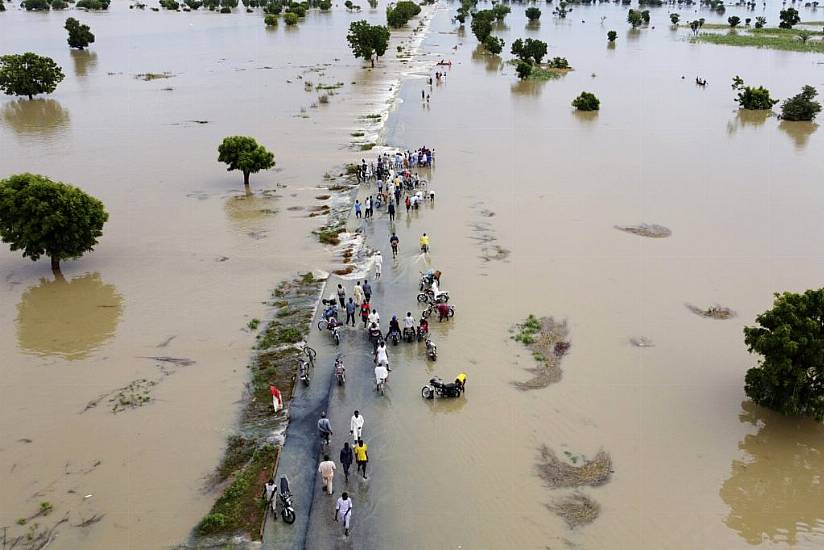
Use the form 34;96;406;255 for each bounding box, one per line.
302;344;317;364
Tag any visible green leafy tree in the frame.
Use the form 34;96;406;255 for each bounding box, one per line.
549;56;569;69
670;13;679;25
65;18;95;50
744;289;824;421
492;3;510;22
515;60;532;80
525;7;541;21
483;35;504;55
217;136;275;190
778;7;800;29
471;9;495;42
607;30;617;42
22;0;50;10
641;9;650;24
284;11;298;24
76;0;111;9
728;15;740;28
264;13;278;25
731;76;778;110
386;0;421;28
347;20;390;67
0;53;65;100
511;38;547;64
572;91;600;111
0;174;108;274
627;9;643;28
553;1;568;18
319;0;331;9
754;16;766;29
780;85;822;121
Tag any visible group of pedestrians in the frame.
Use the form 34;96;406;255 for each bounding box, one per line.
314;410;370;537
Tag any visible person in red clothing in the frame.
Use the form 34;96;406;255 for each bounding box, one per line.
360;302;371;328
436;302;451;322
270;384;282;413
405;195;411;213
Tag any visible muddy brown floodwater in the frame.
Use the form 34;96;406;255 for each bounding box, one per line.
2;0;824;548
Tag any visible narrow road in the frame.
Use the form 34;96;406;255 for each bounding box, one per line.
264;181;438;549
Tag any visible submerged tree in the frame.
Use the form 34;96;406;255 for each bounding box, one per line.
492;3;510;22
0;53;65;100
732;76;778;110
607;30;617;42
217;136;275;190
483;36;504;55
572;91;600;111
754;16;766;29
780;85;822;121
728;15;740;28
526;7;541;21
386;0;421;28
65;18;96;50
511;38;548;64
669;13;679;25
778;7;800;29
346;20;390;68
515;60;532;80
0;173;108;274
470;9;495;42
627;9;643;28
744;289;824;421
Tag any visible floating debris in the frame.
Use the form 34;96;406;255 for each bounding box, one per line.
134;72;175;81
614;224;672;238
629;336;654;348
140;356;195;367
536;445;612;488
547;492;601;528
512;316;570;390
156;335;176;348
686;303;736;320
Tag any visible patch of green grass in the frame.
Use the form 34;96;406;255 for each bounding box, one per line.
247;318;260;330
317;223;345;245
360;142;376;151
529;66;565;81
363;113;382;120
257;323;304;349
316;81;344;90
350;131;365;137
300;272;315;284
514;314;542;344
750;26;824;37
692;31;824;52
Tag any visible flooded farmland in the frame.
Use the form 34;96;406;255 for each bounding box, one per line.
2;0;824;549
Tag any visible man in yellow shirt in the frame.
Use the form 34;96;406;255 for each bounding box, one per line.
419;233;429;253
354;438;369;479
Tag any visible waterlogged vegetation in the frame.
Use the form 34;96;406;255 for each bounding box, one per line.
511;315;571;389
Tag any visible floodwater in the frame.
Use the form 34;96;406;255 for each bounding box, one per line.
1;1;823;549
0;3;423;547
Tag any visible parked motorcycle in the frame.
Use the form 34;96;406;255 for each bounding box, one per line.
417;289;449;304
425;338;437;361
421;373;467;399
318;318;341;345
334;356;346;385
298;359;311;386
273;475;296;524
421;303;455;320
419;270;442;291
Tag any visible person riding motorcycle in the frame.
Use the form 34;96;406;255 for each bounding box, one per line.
419;233;429;253
374;363;389;391
430;280;448;303
401;311;416;340
386;315;401;341
368;322;382;350
367;308;380;328
417;317;429;340
322;297;338;321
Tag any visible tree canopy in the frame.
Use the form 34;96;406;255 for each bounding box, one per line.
0;173;108;273
386;0;420;28
778;7;800;29
0;53;65;100
525;7;541;21
732;76;778;110
217;136;275;189
65;18;96;50
744;289;824;421
627;9;643;28
470;9;495;42
511;38;548;64
781;85;822;121
347;20;390;67
572;91;600;111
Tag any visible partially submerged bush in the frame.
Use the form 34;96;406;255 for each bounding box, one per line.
781;85;821;121
572;91;600;111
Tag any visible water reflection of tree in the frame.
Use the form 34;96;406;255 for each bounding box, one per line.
223;191;278;234
779;120;818;150
71;49;98;77
470;45;502;73
17;273;123;360
726;110;771;135
719;401;824;546
1;99;70;136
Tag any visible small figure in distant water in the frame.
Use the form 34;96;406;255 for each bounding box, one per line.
696;77;708;87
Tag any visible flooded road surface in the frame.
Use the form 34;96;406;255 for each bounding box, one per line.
0;3;430;547
2;0;824;548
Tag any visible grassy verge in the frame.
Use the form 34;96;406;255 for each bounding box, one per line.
194;274;322;543
750;26;824;37
692;32;824;53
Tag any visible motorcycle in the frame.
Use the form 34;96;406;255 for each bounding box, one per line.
417;288;449;304
273;475;296;524
403;327;416;343
298;359;311;386
320;299;338;323
419;270;442;291
388;329;401;346
425;338;437;361
421;303;455;320
421;373;467;399
334;356;346;385
331;323;340;346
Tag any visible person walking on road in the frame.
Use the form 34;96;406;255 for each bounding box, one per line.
318;412;333;446
363;280;372;303
336;284;346;308
354;439;368;479
350;410;365;443
360;302;370;328
374;251;382;279
345;298;356;327
262;478;276;507
390;232;399;258
388;200;396;222
354;200;362;219
340;442;354;483
334;492;353;537
318;454;337;495
353;281;364;306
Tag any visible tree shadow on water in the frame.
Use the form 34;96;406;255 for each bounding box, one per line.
719;401;824;546
779;120;818;151
71;49;98;78
17;273;123;360
1;99;70;137
470;45;502;73
726;109;771;136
